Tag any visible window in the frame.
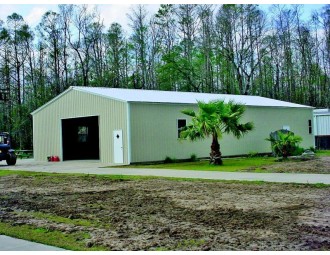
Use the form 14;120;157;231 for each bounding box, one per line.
0;134;9;144
308;120;312;134
78;126;88;143
177;119;186;138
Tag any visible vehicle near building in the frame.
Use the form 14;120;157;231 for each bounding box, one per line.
0;132;17;165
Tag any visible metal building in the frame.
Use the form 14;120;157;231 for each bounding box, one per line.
314;109;330;149
31;86;314;165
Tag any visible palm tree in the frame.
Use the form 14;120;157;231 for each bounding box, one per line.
180;100;254;165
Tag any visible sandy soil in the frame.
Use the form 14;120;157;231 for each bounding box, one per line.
0;173;329;251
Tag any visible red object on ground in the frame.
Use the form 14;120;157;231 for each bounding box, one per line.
48;156;60;162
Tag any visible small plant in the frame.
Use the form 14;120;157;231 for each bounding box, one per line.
248;151;259;158
292;146;305;156
308;146;316;153
266;131;302;158
189;153;198;162
164;156;176;163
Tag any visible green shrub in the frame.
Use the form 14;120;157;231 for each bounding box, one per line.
292;146;305;156
164;156;176;163
248;151;259;158
266;131;302;158
308;146;316;152
189;154;198;162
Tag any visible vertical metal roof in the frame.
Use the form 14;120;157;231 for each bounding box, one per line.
32;86;313;115
73;86;313;108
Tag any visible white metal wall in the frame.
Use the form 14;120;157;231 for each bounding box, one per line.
32;89;128;164
130;103;314;163
314;115;330;136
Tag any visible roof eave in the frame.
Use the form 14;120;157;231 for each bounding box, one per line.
127;100;313;109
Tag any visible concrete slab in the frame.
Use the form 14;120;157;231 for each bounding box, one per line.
1;158;330;184
0;158;108;172
0;235;66;251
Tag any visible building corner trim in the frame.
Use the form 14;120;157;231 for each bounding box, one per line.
127;102;131;165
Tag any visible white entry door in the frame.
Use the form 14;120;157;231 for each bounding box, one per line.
113;130;124;164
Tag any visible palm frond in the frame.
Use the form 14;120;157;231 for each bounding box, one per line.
181;109;196;117
181;99;253;142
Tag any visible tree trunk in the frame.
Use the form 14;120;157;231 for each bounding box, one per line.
210;133;222;165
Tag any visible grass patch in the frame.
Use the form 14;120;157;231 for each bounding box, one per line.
111;157;277;172
176;239;206;249
310;183;329;189
0;221;108;251
0;170;42;177
17;211;99;228
0;170;89;178
316;150;330;157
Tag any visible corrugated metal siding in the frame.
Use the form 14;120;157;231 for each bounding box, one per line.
314;115;330;135
129;103;210;162
33;90;128;164
130;103;314;163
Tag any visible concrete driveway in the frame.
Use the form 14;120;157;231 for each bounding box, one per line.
2;158;330;184
0;235;65;251
0;158;109;173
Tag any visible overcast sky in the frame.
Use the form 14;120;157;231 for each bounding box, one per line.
0;2;327;33
0;4;160;30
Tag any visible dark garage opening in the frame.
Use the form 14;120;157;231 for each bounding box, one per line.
62;116;100;160
315;136;330;150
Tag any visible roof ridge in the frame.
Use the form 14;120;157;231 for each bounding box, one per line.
75;86;265;98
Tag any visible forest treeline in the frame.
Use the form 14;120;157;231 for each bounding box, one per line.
0;4;329;149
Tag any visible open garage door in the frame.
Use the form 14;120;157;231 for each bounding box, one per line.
62;116;100;160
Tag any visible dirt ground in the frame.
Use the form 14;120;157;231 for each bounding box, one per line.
0;171;330;251
246;156;330;174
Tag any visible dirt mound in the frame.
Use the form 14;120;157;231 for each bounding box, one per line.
248;156;330;174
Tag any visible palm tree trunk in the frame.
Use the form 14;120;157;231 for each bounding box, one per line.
210;133;222;165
